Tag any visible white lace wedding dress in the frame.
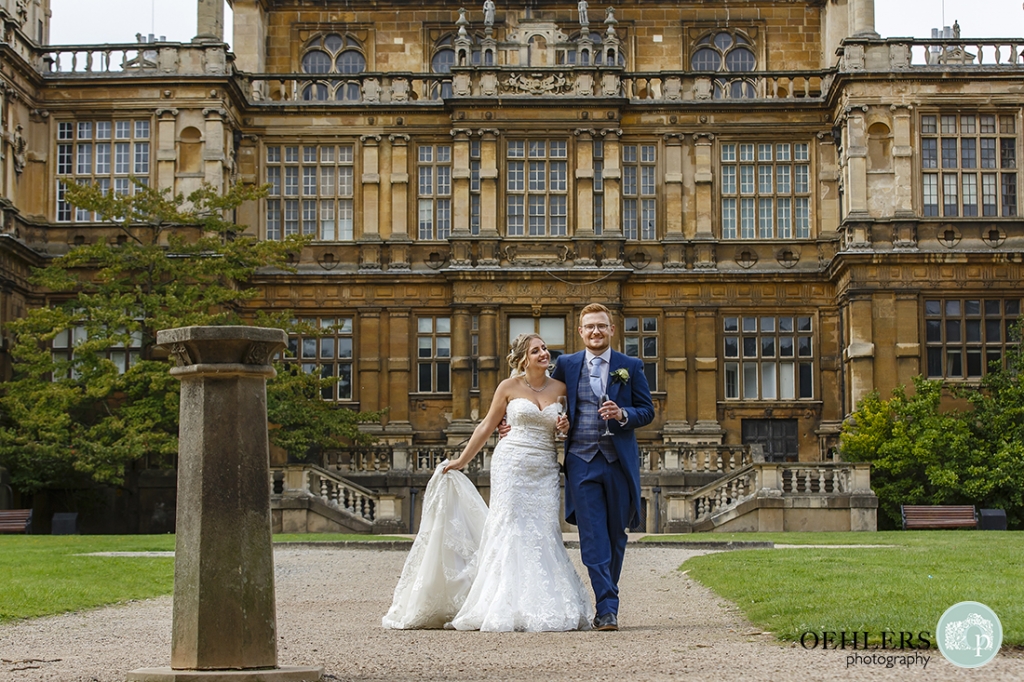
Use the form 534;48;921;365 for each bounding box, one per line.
382;397;594;632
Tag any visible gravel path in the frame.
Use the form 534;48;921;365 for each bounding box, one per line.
1;546;1020;682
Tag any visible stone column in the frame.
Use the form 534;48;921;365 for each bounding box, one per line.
691;133;717;269
229;0;267;74
155;108;178;194
573;128;597;265
574;128;595;234
358;311;382;413
448;307;475;444
202;108;227;192
477;129;501;266
450;129;474;267
195;0;225;43
661;309;690;441
844;294;876;409
601;129;622;236
850;0;879;38
844;107;869;219
816;131;840;234
890;105;915;217
128;326;320;682
893;291;921;388
388;134;412;269
662;133;685;268
384;309;414;437
478;307;500;409
359;135;383;270
478;129;499;237
692;309;724;441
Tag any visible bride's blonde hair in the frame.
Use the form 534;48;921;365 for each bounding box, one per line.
507;333;543;377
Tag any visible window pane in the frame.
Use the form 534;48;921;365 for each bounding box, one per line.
743;363;758;399
725;363;739;398
761;363;776;399
799;363;813;398
780;362;795;399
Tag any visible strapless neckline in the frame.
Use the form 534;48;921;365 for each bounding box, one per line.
508;397;560;413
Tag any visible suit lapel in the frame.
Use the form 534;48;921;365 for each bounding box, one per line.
565;351;584;418
607;351;626;403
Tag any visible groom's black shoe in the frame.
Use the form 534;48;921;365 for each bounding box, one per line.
593;613;618;631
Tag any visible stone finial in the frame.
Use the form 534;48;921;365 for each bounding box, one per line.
605;6;617;37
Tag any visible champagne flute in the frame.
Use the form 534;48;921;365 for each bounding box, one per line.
600;393;613;436
555;396;568;440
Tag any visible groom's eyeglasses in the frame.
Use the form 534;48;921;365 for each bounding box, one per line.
581;324;611;332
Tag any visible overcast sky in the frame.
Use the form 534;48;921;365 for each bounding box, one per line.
49;0;1023;47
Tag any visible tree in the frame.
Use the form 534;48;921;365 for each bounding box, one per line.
0;180;380;494
841;366;1024;529
952;323;1024;527
839;377;977;529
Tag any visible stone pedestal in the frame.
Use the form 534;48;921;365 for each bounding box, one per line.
128;326;321;682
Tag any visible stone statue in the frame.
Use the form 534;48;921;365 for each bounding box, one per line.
578;0;589;27
953;20;960;39
483;0;495;27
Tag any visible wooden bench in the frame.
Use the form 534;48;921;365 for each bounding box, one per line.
901;505;977;530
0;509;33;534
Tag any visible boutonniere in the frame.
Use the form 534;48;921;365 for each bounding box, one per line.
611;368;630;385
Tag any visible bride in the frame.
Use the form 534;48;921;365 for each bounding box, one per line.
382;334;593;632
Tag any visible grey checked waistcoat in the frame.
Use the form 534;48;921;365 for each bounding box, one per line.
568;359;617;463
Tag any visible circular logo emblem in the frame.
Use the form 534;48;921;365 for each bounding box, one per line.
936;601;1002;668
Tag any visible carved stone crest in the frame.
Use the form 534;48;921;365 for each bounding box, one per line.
501;72;573;96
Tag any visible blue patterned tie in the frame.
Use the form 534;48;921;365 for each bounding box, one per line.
589;357;604;399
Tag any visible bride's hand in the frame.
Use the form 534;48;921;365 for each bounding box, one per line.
442;459;464;474
555;414;569;435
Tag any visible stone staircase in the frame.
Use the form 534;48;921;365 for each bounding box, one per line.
270;444;877;534
270;464;404;534
662;462;877;533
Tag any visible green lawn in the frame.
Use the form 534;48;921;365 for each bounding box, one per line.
0;533;406;623
665;531;1023;647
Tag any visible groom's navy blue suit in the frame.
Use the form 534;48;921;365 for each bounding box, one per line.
552;350;654;619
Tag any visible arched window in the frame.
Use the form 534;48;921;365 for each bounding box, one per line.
431;37;461;100
691;31;757;99
300;33;367;100
337;50;366;74
432;48;456;74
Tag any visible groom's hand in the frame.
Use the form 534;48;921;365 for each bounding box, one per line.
598;400;624;423
496;416;510;439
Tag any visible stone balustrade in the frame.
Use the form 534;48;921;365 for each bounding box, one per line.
36;42;231;77
316;443;491;474
242;67;833;105
243;72;453;104
840;38;1024;72
640;444;751;473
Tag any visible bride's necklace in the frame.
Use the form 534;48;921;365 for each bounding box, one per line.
523;375;549;393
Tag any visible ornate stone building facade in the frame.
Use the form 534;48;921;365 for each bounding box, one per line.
0;0;1020;531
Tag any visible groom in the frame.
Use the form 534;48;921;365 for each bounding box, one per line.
552;303;654;631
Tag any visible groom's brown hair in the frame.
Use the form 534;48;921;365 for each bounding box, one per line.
578;303;613;326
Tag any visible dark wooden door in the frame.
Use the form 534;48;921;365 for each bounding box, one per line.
741;419;799;462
